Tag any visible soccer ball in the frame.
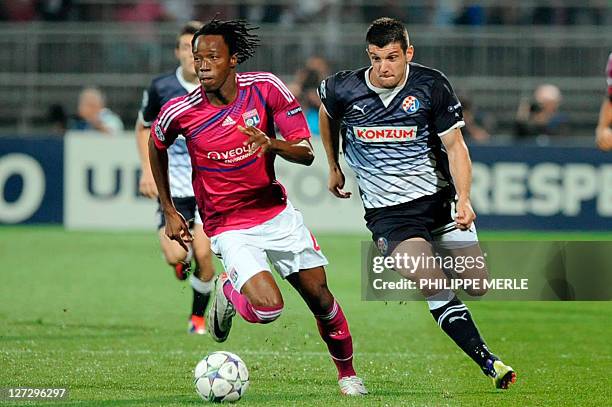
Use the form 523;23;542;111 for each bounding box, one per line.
194;351;249;402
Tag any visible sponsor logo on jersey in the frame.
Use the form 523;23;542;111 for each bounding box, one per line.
242;109;261;127
402;95;420;114
222;115;236;126
154;123;165;141
207;143;258;164
353;126;417;142
351;104;368;115
286;106;303;117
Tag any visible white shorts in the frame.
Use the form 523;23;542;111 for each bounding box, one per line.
210;202;329;291
431;222;479;250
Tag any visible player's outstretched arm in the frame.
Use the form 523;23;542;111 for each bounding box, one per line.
319;105;351;199
238;125;314;166
135;119;159;198
441;128;475;230
595;98;612;151
148;137;193;250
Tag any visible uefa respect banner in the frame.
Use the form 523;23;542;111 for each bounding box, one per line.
1;135;611;231
0;137;63;224
469;146;612;230
63;132;157;229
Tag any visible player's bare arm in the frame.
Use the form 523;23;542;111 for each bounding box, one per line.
135;119;159;198
595;98;612;151
318;104;351;199
148;137;193;251
238;125;314;165
441;128;475;230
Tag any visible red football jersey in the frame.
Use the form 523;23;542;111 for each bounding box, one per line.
152;72;310;236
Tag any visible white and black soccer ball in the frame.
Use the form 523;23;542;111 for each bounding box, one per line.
194;351;249;403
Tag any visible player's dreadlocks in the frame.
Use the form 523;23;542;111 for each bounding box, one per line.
192;18;260;64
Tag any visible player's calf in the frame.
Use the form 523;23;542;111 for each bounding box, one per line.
189;273;214;334
287;267;358;380
314;300;356;379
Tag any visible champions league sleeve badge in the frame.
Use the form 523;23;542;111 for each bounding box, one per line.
242;109;261;127
154;123;165;141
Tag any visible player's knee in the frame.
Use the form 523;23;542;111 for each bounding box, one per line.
252;298;284;324
462;267;490;297
465;283;488;297
160;235;189;265
162;248;188;265
250;292;284;310
196;253;213;270
310;283;334;314
193;252;215;279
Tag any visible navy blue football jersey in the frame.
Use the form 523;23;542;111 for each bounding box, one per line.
139;67;198;198
318;62;464;208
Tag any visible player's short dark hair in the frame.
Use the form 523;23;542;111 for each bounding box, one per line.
176;21;202;48
192;18;260;64
366;17;409;52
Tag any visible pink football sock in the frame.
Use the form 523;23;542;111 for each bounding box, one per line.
315;300;357;379
222;280;282;324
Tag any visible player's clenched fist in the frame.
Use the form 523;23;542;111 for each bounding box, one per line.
163;209;193;251
139;171;159;198
454;198;476;230
239;125;274;157
328;166;352;199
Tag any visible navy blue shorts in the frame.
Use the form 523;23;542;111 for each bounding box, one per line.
364;187;457;255
157;197;197;229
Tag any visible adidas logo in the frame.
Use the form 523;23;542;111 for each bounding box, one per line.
222;115;236;126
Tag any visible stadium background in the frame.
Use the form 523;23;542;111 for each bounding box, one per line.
1;1;611;406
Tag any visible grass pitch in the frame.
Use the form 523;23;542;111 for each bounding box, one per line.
1;227;611;406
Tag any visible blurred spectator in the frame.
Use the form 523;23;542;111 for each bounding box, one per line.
454;2;486;26
2;0;36;21
71;87;124;135
47;103;68;136
488;5;524;25
532;1;567;25
239;4;284;24
515;84;569;138
363;1;409;25
289;56;330;135
162;0;194;22
458;94;495;143
36;0;73;21
116;0;165;22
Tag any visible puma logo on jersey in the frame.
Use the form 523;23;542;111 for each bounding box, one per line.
449;313;468;323
352;104;367;115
